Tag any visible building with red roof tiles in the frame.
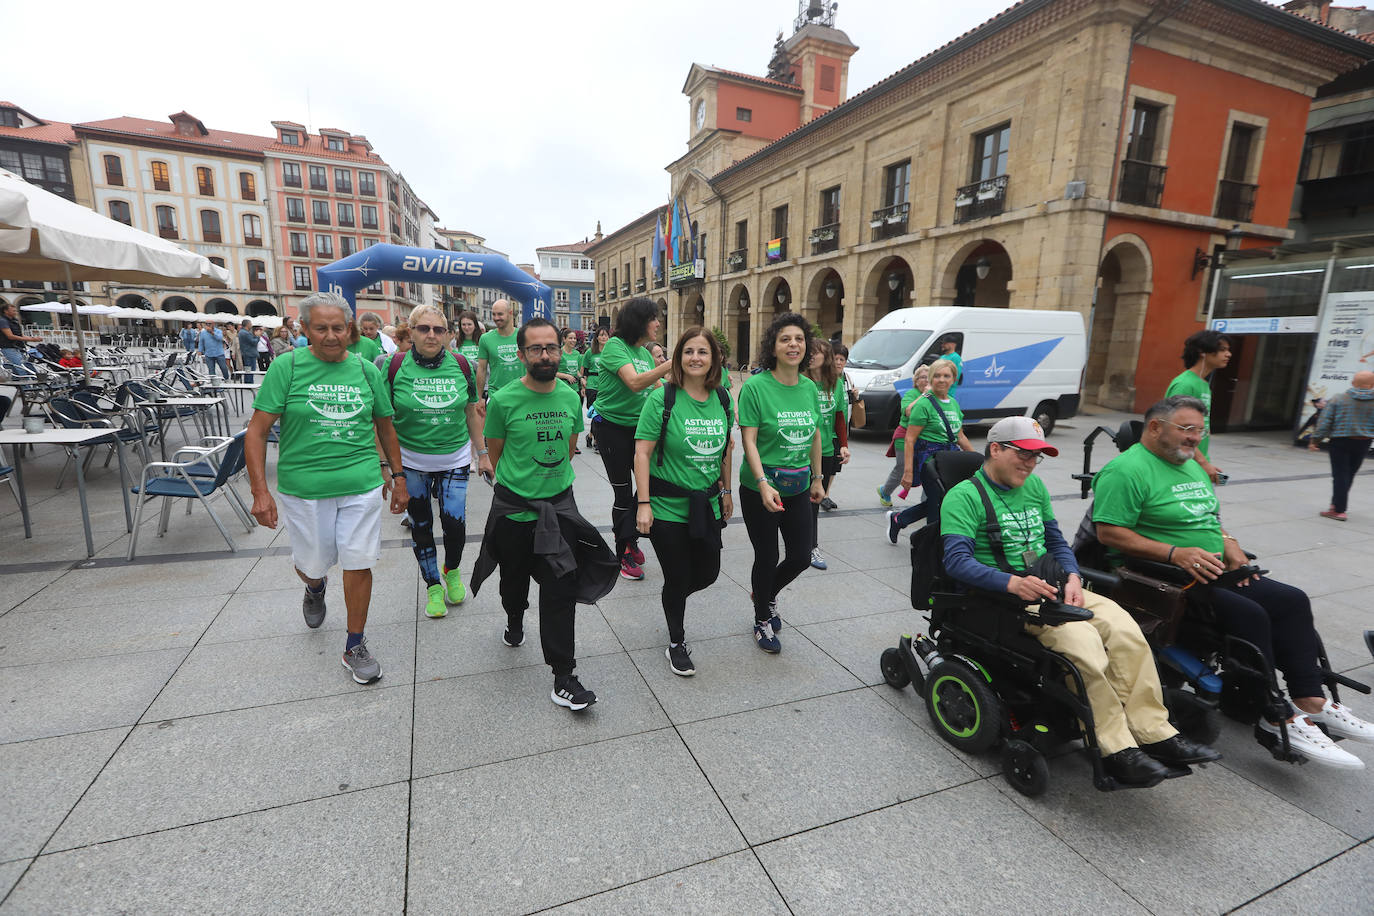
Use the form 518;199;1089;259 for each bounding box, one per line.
0;102;85;202
589;0;1374;430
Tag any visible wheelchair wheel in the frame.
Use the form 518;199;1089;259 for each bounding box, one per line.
1002;739;1049;797
1164;687;1222;746
879;647;910;690
925;658;1003;753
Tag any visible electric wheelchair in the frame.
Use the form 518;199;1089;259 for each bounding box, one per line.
1067;420;1374;766
878;450;1199;797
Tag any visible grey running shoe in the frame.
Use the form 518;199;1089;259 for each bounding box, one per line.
341;639;381;684
303;582;326;628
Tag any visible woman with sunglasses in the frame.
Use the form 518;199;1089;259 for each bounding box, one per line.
885;357;974;544
382;304;492;618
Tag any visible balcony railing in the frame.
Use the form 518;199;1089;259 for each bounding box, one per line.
1215;179;1257;222
635;278;646;292
608;287;617;300
653;274;665;289
158;226;178;240
620;283;630;296
764;236;788;264
203;230;222;243
809;223;840;255
953;174;1009;224
726;248;747;272
287;212;305;224
869;201;909;241
249;276;267;292
245;235;263;247
597;290;606;302
1118;160;1167;208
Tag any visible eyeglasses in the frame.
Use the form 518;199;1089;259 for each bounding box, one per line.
1163;420;1204;434
522;344;560;356
412;324;448;335
1005;444;1044;466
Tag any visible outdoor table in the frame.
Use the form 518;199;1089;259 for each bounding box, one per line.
0;426;134;557
137;396;230;443
219;381;262;415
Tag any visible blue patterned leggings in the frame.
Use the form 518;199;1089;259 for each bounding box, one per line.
404;466;470;586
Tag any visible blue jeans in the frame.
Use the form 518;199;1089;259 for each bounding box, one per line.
404;465;470;586
204;355;230;379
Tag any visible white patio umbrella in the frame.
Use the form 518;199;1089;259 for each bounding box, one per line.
0;168;230;377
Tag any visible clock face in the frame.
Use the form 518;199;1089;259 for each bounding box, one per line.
695;100;706;130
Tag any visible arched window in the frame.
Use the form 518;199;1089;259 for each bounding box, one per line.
103;154;123;186
208;256;226;268
239;172;256;201
150;160;170;191
200;210;221;243
242;213;262;246
247;259;267;291
108;200;132;225
155;205;178;239
196;166;214;196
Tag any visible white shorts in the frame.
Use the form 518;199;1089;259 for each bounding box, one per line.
278;486;384;579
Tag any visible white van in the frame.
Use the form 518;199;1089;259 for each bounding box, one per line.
846;306;1086;435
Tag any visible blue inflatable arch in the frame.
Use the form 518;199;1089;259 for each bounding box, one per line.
316;244;552;322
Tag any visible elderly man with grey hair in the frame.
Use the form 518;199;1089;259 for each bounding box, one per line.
1094;394;1374;769
1309;370;1374;522
245;292;408;685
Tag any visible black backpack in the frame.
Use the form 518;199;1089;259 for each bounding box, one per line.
909;523;945;610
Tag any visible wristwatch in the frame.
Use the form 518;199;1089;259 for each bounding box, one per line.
477;448;489;455
390;471;405;480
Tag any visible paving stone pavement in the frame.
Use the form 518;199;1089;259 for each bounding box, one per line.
1;402;1372;914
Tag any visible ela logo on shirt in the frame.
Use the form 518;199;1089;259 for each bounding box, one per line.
527;409;568;469
306;384;365;420
410;376;460;409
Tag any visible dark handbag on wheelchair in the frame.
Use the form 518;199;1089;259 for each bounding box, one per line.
1113;567;1189;646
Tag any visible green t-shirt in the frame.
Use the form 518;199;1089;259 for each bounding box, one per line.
909;393;962;444
941;469;1052;571
387;351;477;454
736;371;821;491
634;385;733;524
347;335;382;363
596;336;654;426
894;388;923;452
815;377;846;457
1165;370;1213;458
1091;442;1223;557
253;349;392;499
582;348;603;388
458;340;480;363
483;380;584;521
478;328;524;393
558;349;581;388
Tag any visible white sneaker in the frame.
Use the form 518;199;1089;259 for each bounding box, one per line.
1260;716;1366;769
1308;700;1374;745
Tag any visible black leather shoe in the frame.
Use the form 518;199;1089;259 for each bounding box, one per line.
1141;734;1222;766
1103;747;1171;787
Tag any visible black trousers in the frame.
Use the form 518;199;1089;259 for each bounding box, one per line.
1329;437;1370;513
593;417;638;554
489;515;577;676
648;519;722;643
740;485;813;621
1207;576;1323;699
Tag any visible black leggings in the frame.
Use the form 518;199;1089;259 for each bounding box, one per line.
1207;576;1323;699
740;485;813;621
648;519;722;643
593;417;637;554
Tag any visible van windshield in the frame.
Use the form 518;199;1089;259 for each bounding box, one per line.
846;329;932;370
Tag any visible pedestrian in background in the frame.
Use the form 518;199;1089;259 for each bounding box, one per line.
197;321;230;379
805;339;848;569
582;326;609;453
877;363;929;507
237;319;257;383
1310;370;1374;521
1166;329;1231;483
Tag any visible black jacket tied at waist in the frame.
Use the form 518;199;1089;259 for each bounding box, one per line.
650;477;724;548
471;483;619;605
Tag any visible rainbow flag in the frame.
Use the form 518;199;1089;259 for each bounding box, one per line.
766;238;782;261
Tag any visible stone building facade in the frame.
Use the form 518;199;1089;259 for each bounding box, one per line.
589;0;1373;412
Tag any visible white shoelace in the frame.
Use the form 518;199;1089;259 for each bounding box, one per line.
1289;717;1337;748
1320;703;1374;732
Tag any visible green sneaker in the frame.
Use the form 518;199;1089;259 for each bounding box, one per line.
424;583;447;619
442;566;466;605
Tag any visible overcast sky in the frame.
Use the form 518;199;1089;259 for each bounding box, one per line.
16;0;1046;263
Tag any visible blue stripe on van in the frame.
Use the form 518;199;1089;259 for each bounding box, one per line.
956;337;1064;410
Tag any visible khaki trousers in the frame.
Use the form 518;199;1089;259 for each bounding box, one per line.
1025;592;1176;756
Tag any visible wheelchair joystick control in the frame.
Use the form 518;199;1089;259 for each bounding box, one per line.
913;634;943;672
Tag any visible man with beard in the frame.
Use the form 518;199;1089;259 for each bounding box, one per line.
471;318;618;710
1094;396;1374;768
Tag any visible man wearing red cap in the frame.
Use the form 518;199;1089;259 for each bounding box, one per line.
940;416;1220;786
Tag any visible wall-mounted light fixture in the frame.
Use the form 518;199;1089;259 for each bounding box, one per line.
975;256;991;280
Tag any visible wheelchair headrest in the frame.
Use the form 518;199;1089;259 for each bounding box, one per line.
1114;420;1143;453
929;450;985;492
